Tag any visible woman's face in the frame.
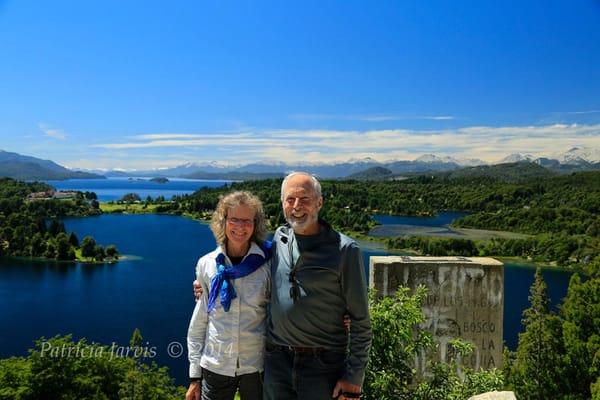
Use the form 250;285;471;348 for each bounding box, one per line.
225;204;255;250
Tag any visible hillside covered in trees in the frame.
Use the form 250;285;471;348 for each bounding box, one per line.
155;170;599;269
0;178;118;262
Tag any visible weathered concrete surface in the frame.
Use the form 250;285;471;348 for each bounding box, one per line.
369;256;504;375
468;391;516;400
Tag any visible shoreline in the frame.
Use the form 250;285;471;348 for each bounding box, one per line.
96;206;581;271
5;255;128;265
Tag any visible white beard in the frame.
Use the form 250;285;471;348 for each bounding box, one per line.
286;212;318;232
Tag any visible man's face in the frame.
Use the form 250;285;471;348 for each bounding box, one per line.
282;175;322;234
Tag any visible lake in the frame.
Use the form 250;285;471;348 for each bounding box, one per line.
0;178;573;386
0;213;572;386
46;177;232;202
373;211;470;227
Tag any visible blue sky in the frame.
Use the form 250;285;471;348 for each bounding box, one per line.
1;0;599;169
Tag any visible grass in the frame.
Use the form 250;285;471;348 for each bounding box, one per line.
99;202;162;214
73;247;118;264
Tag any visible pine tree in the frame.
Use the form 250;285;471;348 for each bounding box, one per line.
130;328;143;348
559;262;600;399
55;233;73;260
68;232;79;247
80;236;96;258
509;268;567;399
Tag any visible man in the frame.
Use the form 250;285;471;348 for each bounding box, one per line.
264;172;371;400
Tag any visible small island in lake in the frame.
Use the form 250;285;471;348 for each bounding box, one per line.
150;177;169;184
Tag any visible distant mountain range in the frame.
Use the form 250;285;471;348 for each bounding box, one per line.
0;150;103;181
1;146;599;181
95;146;599;178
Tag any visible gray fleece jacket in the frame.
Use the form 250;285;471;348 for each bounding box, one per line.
267;220;372;385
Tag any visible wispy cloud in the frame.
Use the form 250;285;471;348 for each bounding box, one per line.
131;133;255;140
424;116;455;120
90;123;600;165
39;123;67;140
289;113;456;122
565;110;600;115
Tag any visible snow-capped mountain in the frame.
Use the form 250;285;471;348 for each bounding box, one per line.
68;147;600;180
454;157;488;167
498;154;535;164
554;147;600;164
414;154;486;166
414;154;456;164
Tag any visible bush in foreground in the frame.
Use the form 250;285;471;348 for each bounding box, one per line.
0;334;185;400
364;286;504;400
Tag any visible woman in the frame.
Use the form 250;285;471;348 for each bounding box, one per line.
186;191;271;400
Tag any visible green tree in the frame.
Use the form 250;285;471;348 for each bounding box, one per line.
121;193;141;203
68;232;79;248
508;268;567;399
29;233;46;257
43;241;55;259
94;245;106;261
364;286;433;399
130;328;143;349
47;219;65;236
54;233;73;260
19;335;186;399
106;244;119;259
80;236;96;258
558;264;600;399
0;356;31;399
364;286;504;400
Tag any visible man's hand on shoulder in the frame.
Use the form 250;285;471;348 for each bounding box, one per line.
332;379;361;399
193;280;203;301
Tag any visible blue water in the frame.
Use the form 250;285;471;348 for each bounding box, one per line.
374;211;470;227
46;177;231;202
0;214;572;385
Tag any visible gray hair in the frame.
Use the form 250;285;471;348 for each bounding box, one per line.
210;191;267;247
280;172;322;200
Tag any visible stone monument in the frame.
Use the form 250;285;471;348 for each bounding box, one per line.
369;256;504;375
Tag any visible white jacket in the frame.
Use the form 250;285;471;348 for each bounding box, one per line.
187;242;271;378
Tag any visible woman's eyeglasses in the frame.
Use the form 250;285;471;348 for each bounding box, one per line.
226;217;254;226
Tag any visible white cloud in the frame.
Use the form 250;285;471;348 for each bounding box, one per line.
90;122;600;166
565;110;600;115
424;116;455;120
39;123;67;140
289;113;456;122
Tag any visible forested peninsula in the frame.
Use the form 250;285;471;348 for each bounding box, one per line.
140;170;599;270
0;178;119;262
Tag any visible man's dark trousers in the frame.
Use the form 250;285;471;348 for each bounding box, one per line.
263;344;345;400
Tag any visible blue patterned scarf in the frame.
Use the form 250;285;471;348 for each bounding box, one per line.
207;241;272;313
